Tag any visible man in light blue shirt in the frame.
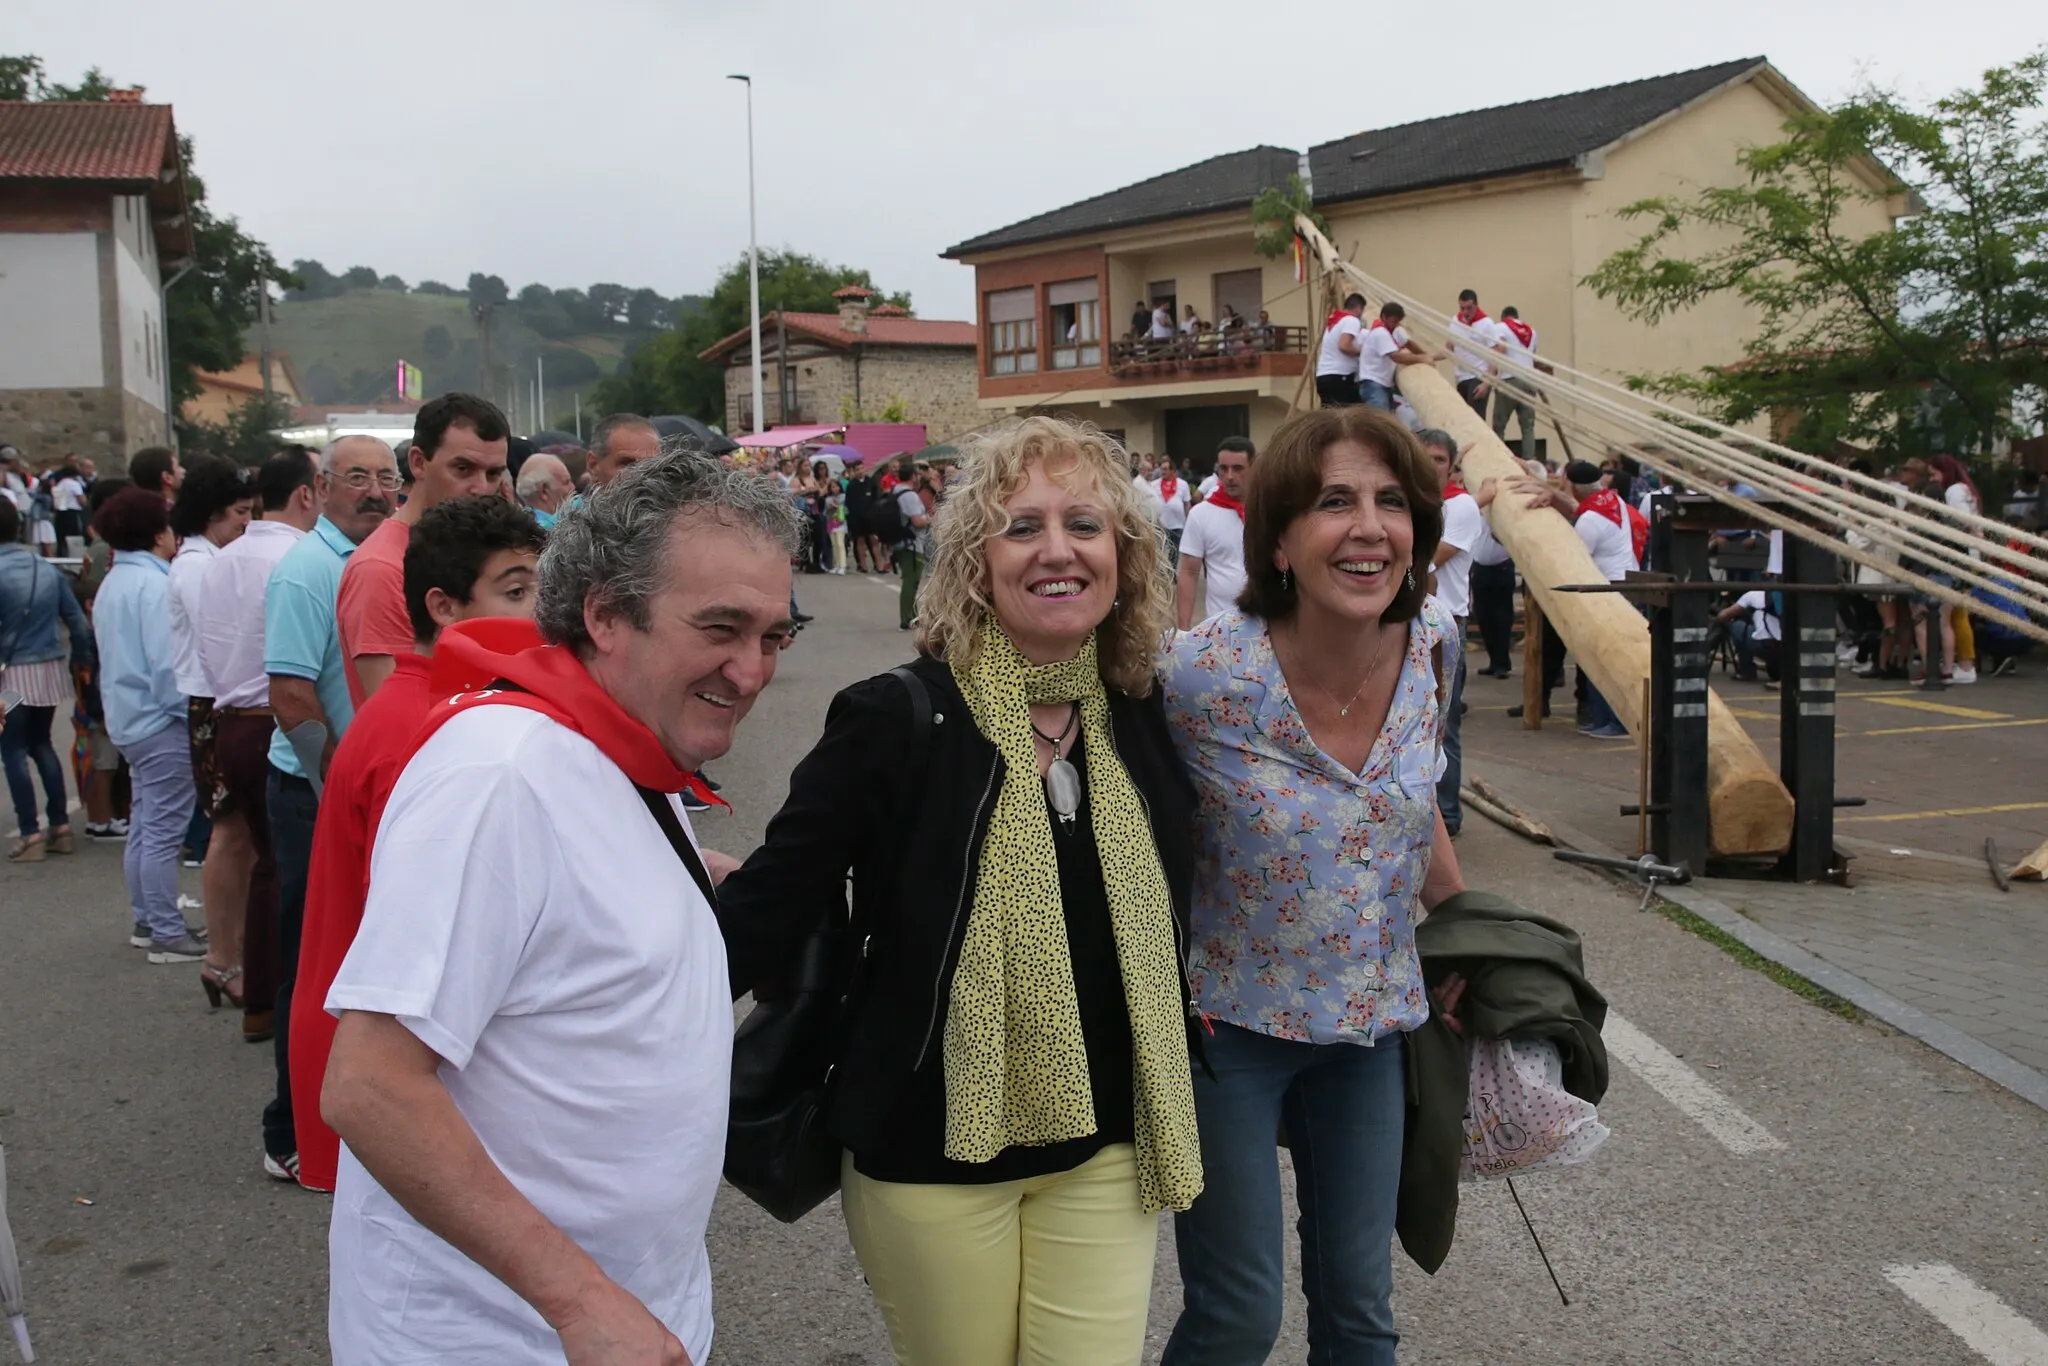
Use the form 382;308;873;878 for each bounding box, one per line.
89;487;201;958
257;434;396;1182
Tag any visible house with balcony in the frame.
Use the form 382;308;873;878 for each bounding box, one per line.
942;57;1905;471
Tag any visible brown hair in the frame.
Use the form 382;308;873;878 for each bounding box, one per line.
1239;405;1442;624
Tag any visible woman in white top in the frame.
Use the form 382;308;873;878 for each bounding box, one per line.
1931;455;1983;684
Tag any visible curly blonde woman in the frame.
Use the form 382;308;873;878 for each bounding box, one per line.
720;416;1203;1365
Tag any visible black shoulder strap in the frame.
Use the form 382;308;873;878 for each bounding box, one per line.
637;785;719;908
888;664;934;761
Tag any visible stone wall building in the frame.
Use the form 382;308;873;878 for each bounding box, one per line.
0;94;195;468
700;288;981;444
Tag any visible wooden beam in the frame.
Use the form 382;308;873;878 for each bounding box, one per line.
1395;363;1795;856
2013;836;2048;882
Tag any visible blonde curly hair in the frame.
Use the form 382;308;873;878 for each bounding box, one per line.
915;415;1173;696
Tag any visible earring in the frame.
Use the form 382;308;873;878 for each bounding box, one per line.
1281;567;1292;593
1405;566;1416;591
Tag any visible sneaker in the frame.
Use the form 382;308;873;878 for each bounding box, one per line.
678;790;712;813
1853;662;1881;679
791;610;815;624
181;854;203;869
1579;722;1632;739
146;935;208;964
130;922;152;948
1952;664;1977;684
177;893;203;913
1991;656;2017;677
87;820;129;839
1505;702;1552;719
263;1151;301;1183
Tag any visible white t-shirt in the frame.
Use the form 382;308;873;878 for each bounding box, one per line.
167;536;218;698
1317;314;1364;377
1150;308;1175;340
1198;473;1220;499
1575;507;1638;583
1450;315;1508;382
53;476;86;513
1131;474;1165;525
1156;475;1191;532
1356;325;1405;387
1435;491;1483;617
1180;499;1247;621
1498;321;1538;379
1736;590;1781;642
326;706;730;1366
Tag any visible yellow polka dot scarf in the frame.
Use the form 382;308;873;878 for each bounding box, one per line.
946;624;1204;1213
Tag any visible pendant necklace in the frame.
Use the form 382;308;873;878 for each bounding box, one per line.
1032;702;1083;827
1317;626;1392;717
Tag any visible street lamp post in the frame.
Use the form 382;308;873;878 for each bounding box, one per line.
728;73;763;435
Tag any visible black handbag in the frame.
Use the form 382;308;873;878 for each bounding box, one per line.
654;664;933;1224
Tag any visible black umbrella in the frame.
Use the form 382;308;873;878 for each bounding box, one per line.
650;414;740;456
527;429;580;449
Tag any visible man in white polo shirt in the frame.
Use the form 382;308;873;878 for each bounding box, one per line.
1449;289;1510;417
1314;293;1368;407
1355;302;1441;412
1490;305;1542;463
1177;438;1254;628
321;455;804;1365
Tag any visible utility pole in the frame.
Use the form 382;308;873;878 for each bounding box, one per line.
575;391;583;443
258;281;275;398
776;305;790;424
728;73;763;434
536;353;546;432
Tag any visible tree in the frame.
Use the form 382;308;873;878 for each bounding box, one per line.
586;249;911;424
181;393;295;466
6;55;296;425
341;265;380;289
1583;51;2048;456
588;282;631;325
378;273;408;291
286;258;341;301
414;279;458;296
466;273;510;309
422;324;454;360
625;287;670;330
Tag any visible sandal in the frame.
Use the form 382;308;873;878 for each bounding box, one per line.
7;835;45;863
199;961;246;1010
48;826;75;854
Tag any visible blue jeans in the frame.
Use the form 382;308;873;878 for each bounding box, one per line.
2;703;68;836
1435;634;1465;833
1357;379;1396;411
1163;1022;1407;1366
264;765;320;1159
1583;681;1620;731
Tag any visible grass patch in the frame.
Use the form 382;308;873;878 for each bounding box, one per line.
1651;900;1867;1023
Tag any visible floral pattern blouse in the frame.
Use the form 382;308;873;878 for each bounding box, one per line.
1162;602;1456;1046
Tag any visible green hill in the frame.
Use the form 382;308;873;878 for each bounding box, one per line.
271;286;701;422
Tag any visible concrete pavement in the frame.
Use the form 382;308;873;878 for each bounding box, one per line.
3;570;2046;1364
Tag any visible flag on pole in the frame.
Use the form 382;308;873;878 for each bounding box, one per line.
1292;235;1307;284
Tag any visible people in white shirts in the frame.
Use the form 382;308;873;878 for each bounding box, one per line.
1490;305;1541;462
321;454;803;1366
1177;439;1254;628
167;457;257;992
1419;429;1480;835
1449;289;1510;418
1355;302;1442;412
1155;455;1192;561
1315;293;1368;407
1130;454;1166;525
1150;303;1176;341
1716;588;1782;683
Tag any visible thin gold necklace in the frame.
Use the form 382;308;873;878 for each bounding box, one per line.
1291;622;1393;717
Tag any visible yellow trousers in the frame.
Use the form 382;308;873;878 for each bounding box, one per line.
1953;605;1976;665
840;1143;1158;1366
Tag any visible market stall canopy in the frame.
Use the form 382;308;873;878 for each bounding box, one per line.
733;424;849;450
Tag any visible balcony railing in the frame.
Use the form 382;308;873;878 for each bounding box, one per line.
1107;325;1309;379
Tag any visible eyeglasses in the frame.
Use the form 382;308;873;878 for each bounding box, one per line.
335;470;404;492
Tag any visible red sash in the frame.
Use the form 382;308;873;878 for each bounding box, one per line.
1574;489;1649;565
1502;316;1533;348
1159;474;1178;501
1205;491;1246;520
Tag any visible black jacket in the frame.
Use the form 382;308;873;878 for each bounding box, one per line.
717;653;1200;1159
1398;890;1609;1274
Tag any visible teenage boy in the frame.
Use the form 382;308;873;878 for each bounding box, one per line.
289;493;546;1193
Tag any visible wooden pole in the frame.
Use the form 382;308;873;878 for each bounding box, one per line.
1395;362;1794;856
1522;589;1544;730
2013;835;2048;881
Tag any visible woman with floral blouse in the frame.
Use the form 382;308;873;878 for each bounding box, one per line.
1160;404;1466;1366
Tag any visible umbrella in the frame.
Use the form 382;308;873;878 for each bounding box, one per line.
807;443;863;476
650;415;740;456
0;1143;32;1361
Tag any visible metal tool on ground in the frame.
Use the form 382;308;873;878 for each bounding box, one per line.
1506;1176;1571;1308
1552;849;1692;911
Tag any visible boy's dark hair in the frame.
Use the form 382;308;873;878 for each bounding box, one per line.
1342;292;1367;311
1217;435;1257;459
403;493;547;644
93;485;171;552
1458;288;1479;304
256;448;317;511
128;446;178;493
169;456;250;539
1382;302;1406;322
412;392;510;462
87;477;132;514
1501;305;1521;320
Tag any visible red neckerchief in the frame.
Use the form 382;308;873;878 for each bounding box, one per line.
409;618;724;805
1575;489;1649;563
1324;308;1352;332
1460;309;1489;327
1370;316;1395;332
1159;474;1178;500
1501;316;1533;347
1445;482;1468;499
1205;490;1246;520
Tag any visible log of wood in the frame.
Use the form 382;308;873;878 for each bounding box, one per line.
2013;836;2048;881
1395;362;1794;856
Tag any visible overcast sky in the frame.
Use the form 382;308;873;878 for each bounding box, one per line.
13;0;2034;320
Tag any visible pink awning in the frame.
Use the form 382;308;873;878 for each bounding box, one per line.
733;424;848;449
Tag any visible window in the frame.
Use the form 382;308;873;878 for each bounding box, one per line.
986;287;1038;375
1047;278;1100;369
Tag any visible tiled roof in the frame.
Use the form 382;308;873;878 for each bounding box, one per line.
0;100;180;185
870;303;910;317
831;284;876;299
699;310;976;362
1308;58;1767;205
942;145;1301;258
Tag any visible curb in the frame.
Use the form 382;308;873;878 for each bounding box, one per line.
1530;811;2048;1116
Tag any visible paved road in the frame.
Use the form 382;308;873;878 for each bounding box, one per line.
5;571;2047;1364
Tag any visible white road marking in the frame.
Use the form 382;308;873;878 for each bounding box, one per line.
1884;1263;2048;1365
1604;1012;1787;1155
